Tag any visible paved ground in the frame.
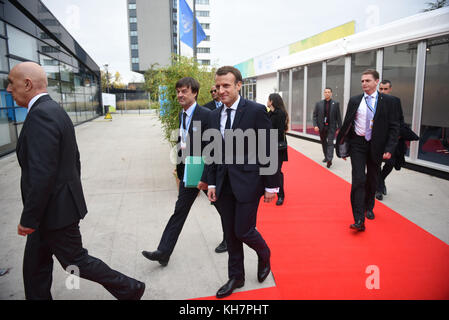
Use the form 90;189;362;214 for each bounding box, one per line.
0;113;448;300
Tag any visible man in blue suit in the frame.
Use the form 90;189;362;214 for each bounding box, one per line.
202;66;279;298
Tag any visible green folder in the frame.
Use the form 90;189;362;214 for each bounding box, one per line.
183;156;205;188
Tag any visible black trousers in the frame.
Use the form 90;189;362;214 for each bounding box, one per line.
213;172;270;281
23;223;140;300
349;135;381;223
277;160;285;198
157;181;223;257
319;127;336;161
377;155;395;192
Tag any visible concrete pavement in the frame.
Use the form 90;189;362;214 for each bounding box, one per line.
0;113;448;300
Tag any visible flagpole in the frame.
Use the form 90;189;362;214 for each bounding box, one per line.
193;0;197;62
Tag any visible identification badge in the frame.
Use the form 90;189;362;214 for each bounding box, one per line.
370;119;374;129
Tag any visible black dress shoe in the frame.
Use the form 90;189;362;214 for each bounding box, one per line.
215;240;227;253
327;160;332;168
366;210;375;220
129;281;146;300
350;220;366;231
375;191;383;200
276;197;284;206
142;250;169;266
322;158;327;163
216;278;245;299
257;257;271;283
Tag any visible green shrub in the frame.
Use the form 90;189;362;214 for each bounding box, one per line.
144;55;216;145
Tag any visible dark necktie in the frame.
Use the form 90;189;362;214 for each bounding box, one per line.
225;108;233;130
182;112;187;131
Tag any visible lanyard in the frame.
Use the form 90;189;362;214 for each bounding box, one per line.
364;94;378;114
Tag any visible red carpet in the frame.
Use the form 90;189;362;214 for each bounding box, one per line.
195;147;449;300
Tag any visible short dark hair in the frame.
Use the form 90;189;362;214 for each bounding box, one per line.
362;69;380;80
380;79;392;87
325;87;333;92
175;77;200;99
216;66;243;83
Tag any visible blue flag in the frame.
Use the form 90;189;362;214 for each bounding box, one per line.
179;0;206;49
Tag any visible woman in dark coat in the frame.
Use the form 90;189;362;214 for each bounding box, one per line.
267;93;289;206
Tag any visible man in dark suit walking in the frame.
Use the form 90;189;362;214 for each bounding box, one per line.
375;80;405;201
141;77;225;266
337;69;399;232
313;87;342;168
203;85;223;111
8;62;145;300
203;66;279;298
202;84;227;253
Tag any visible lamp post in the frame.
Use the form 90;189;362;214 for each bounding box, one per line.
103;64;110;93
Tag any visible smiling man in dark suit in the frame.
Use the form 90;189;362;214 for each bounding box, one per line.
313;87;342;168
337;69;399;232
203;66;279;298
8;62;145;300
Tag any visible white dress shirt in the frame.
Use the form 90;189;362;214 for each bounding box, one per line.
27;93;49;112
220;96;239;137
354;91;378;137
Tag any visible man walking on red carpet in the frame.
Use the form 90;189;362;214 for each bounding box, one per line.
337;69;399;231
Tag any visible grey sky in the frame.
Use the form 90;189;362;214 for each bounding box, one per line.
42;0;429;84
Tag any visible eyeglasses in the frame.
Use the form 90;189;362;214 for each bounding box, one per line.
210;90;217;93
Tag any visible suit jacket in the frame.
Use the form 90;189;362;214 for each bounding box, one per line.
16;95;88;230
203;100;219;111
336;92;400;164
269;108;288;162
176;104;211;180
313;99;342;132
204;98;279;203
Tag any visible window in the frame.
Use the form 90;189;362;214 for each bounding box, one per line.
130;31;138;36
0;38;7;72
6;25;38;62
279;71;289;108
131;44;138;50
205;35;210;41
129;23;137;32
128;4;136;9
200;23;210;29
129;9;137;17
291;68;304;133
419;36;449;166
198;59;210;65
130;36;138;45
326;56;345;117
132;58;139;63
131;49;139;58
350;50;376;97
129;17;137;23
197;11;209;17
0;21;6;37
196;0;209;4
197;47;210;54
306;62;322;136
383;42;417;127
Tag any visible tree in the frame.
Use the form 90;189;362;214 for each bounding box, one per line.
112;71;126;89
144;55;216;145
423;0;448;11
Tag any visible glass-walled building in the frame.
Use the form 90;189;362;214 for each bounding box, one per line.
274;7;449;174
0;0;102;157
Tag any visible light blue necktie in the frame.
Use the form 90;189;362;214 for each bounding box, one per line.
365;95;374;141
